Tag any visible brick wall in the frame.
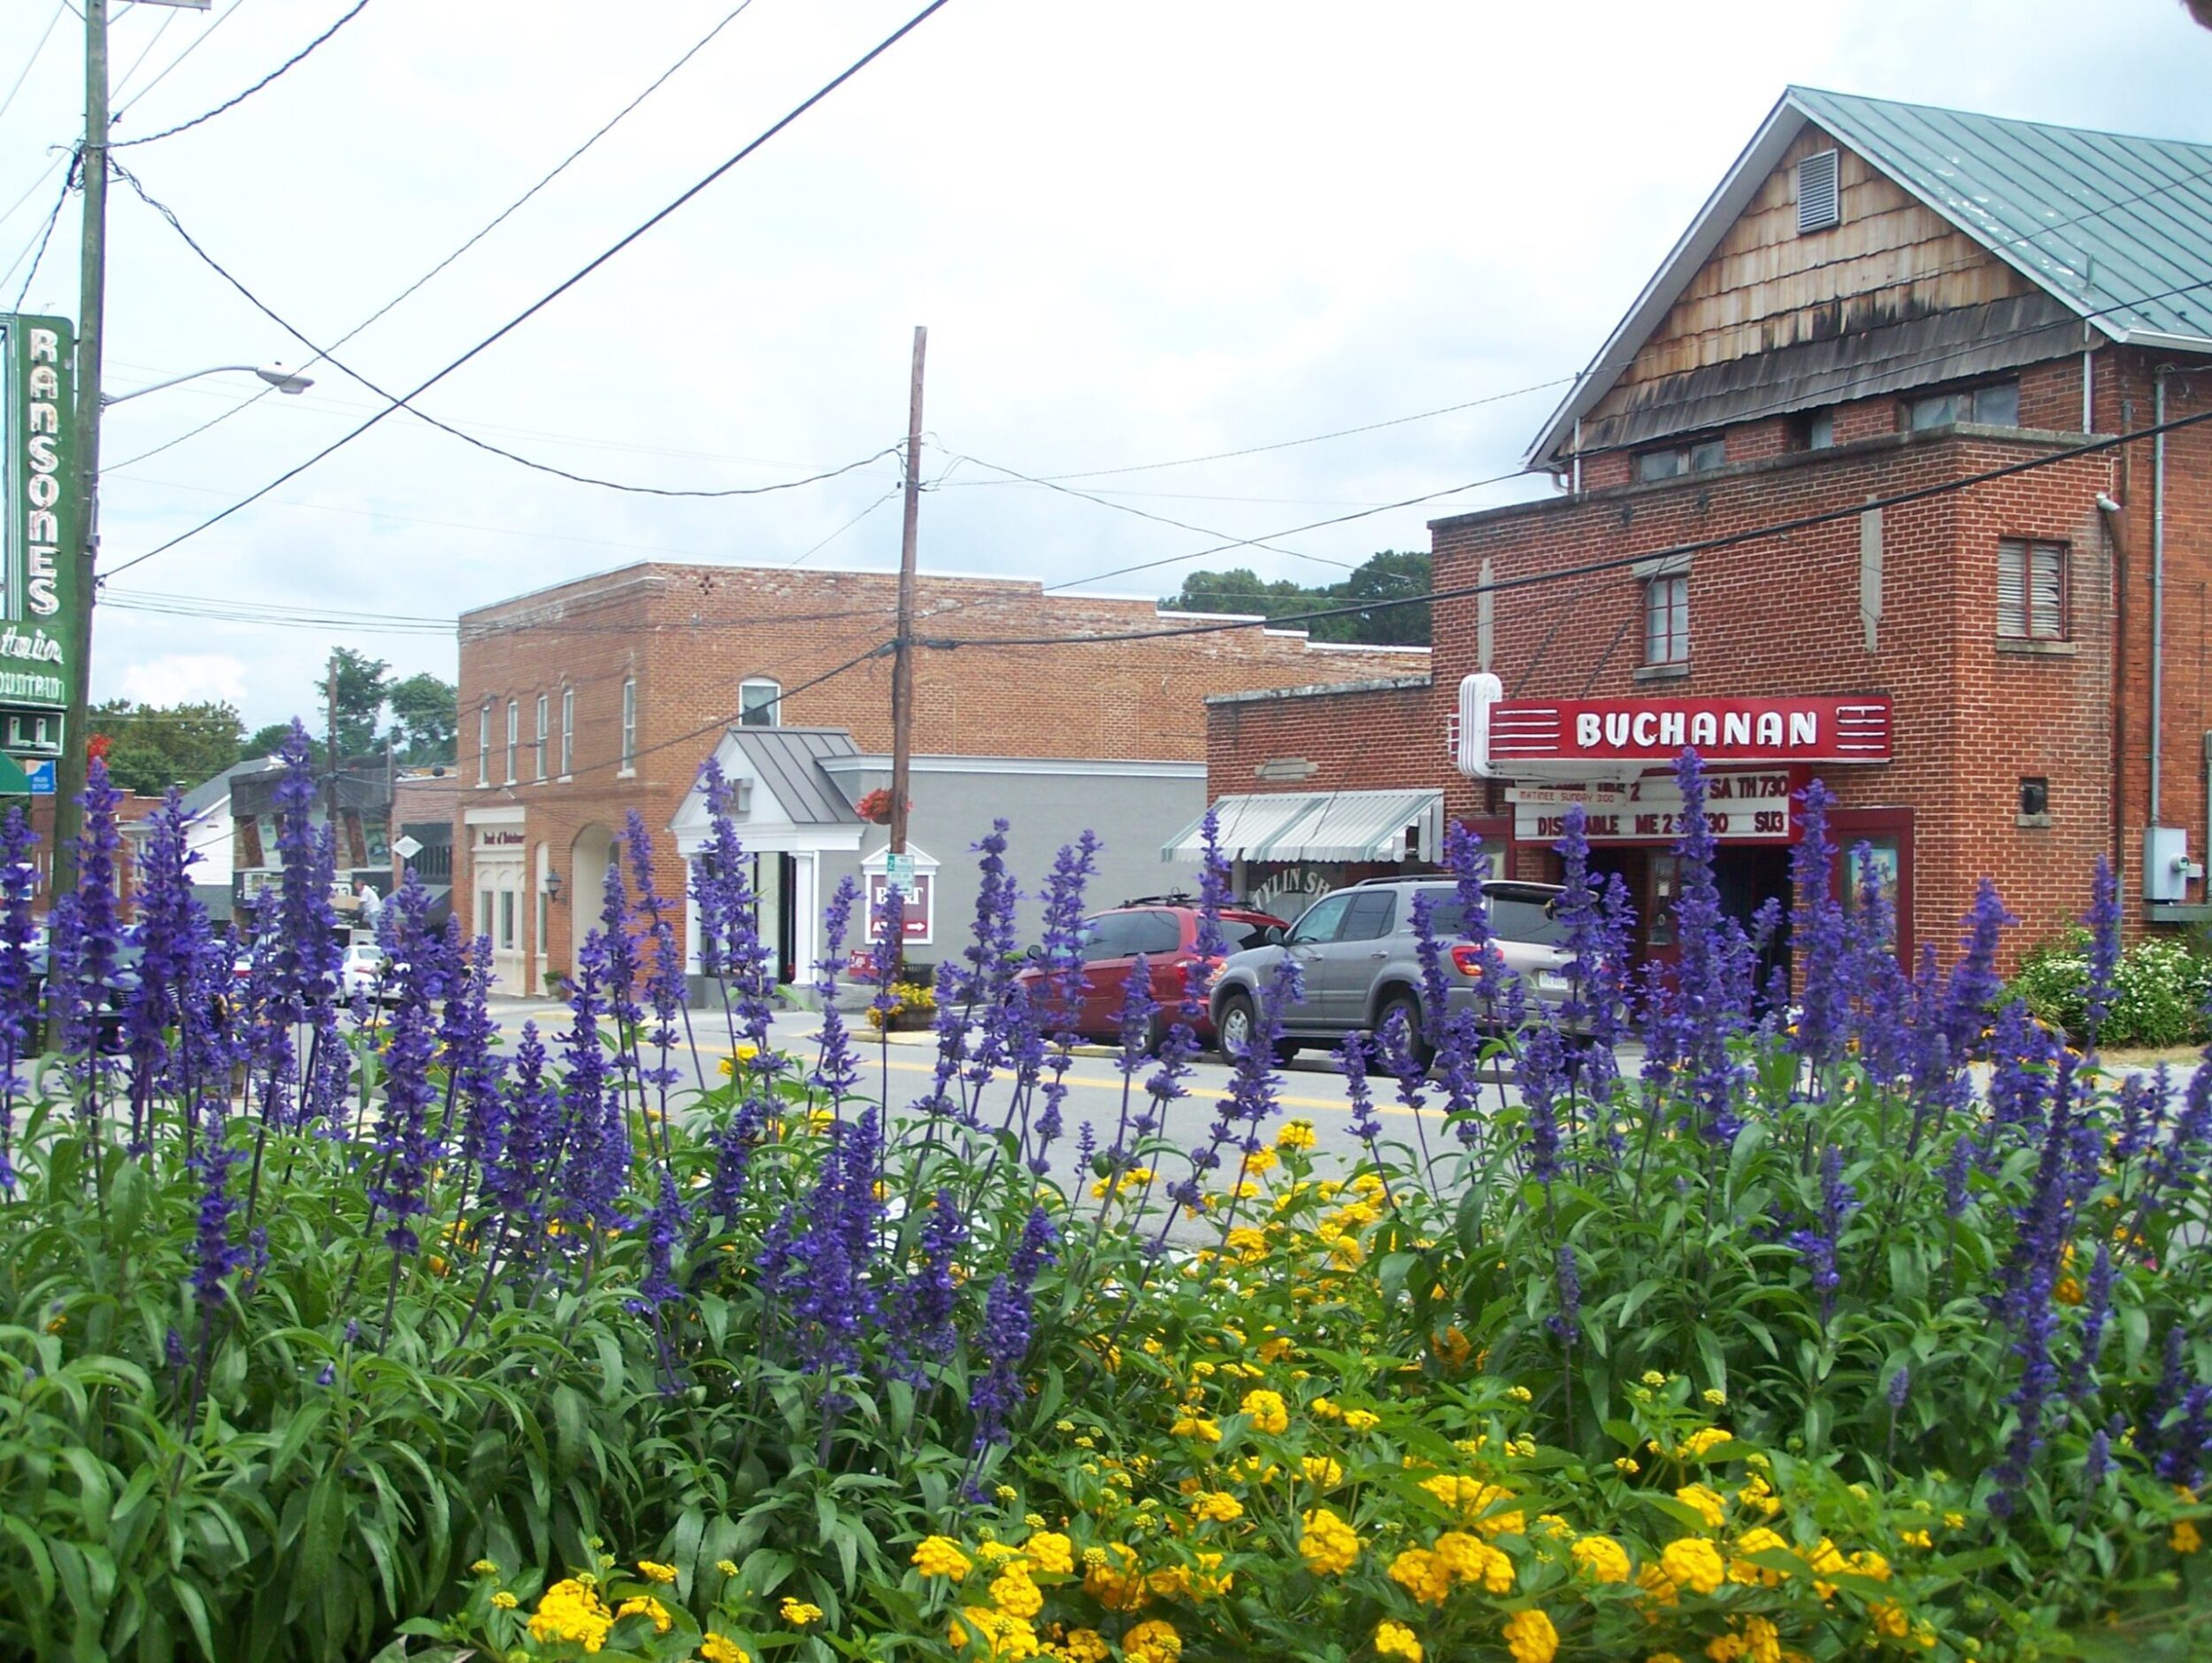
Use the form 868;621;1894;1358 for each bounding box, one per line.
1204;677;1440;798
1431;364;2149;966
455;564;1429;985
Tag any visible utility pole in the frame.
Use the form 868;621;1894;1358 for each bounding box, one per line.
51;0;108;897
325;652;341;828
887;326;926;864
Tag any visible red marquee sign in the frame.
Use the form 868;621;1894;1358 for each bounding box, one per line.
1456;676;1891;776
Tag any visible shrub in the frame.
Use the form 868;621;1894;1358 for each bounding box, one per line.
2007;926;2212;1048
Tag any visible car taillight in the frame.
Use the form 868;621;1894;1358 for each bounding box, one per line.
1449;943;1486;977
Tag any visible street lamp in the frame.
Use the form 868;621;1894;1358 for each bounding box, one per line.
101;363;315;407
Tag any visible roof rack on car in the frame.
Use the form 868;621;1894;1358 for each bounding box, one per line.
1117;891;1199;907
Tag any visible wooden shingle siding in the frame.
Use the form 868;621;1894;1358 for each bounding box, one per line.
1598;127;2030;405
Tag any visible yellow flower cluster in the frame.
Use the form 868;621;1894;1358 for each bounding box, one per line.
1276;1119;1317;1151
915;1535;975;1578
1420;1474;1525;1536
528;1579;612;1653
1300;1506;1362;1574
779;1597;823;1626
1502;1607;1558;1663
615;1594;671;1634
700;1636;750;1663
1571;1532;1632;1583
1375;1619;1423;1661
1241;1389;1289;1434
1387;1532;1515;1604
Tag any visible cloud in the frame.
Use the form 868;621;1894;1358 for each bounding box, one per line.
117;654;250;710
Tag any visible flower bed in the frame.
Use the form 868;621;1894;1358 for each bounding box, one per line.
0;736;2204;1661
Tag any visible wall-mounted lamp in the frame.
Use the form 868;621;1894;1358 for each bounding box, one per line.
542;870;564;902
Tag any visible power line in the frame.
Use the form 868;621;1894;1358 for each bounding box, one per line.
101;0;957;581
106;0;765;472
110;0;248;119
903;403;2212;653
0;2;68;126
111;0;367;147
4;167;71;308
1010;374;1582;483
109;4;180;100
113;158;908;498
944;453;1363;574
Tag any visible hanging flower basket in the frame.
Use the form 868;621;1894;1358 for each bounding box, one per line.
855;788;902;825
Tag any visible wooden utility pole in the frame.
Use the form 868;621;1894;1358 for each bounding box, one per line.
51;0;109;897
887;326;926;861
325;653;341;828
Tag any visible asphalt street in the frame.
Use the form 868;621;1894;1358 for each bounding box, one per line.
487;998;1526;1185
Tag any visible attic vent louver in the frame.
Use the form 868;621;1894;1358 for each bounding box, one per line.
1796;148;1841;234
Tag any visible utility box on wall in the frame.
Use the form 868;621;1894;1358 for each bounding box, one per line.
2144;825;2197;904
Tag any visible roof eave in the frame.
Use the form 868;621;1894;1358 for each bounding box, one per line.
2114;327;2212;357
1525;89;1813;471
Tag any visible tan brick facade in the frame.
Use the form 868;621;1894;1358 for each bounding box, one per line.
456;564;1427;989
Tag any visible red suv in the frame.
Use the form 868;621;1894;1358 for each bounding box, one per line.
1016;899;1288;1046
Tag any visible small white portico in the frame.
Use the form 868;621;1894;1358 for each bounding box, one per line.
671;727;864;992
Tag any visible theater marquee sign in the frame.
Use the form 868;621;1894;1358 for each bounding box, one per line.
1455;674;1892;781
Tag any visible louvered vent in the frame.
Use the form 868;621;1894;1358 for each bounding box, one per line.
1797;148;1841;234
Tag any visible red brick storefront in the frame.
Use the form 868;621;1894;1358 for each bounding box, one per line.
457;563;1425;991
1203;89;2212;969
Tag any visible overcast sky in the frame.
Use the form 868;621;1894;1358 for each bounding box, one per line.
1;0;2207;728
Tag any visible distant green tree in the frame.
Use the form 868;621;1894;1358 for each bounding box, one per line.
89;699;245;796
322;648;392;759
388;673;458;765
1162;550;1431;645
243;720;297;759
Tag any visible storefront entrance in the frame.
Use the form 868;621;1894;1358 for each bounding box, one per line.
1588;844;1791;985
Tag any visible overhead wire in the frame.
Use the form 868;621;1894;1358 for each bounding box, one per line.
109;0;248;119
904;402;2212;654
113;158;908;498
4;167;71;307
106;0;765;472
108;4;180;100
111;0;366;146
100;0;958;581
0;2;68;125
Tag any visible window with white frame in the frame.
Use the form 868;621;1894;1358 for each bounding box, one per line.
478;703;491;786
738;677;781;728
1997;539;2068;641
1644;572;1690;666
560;686;574;777
534;694;549;781
619;677;637;773
504;699;518;784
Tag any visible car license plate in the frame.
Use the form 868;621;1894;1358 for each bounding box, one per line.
1536;971;1571;994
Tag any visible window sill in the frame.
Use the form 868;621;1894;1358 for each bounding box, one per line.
2016;812;2055;830
1632;663;1692;682
557;774;572;784
617;767;636;780
1995;638;2077;657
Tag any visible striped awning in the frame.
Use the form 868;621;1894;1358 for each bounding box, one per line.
1162;789;1443;865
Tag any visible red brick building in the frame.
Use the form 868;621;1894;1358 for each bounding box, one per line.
457;562;1425;992
1202;88;2212;966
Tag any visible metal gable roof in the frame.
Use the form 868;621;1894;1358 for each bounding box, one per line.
726;727;861;828
1527;87;2212;469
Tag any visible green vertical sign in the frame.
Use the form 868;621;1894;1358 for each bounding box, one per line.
0;313;76;712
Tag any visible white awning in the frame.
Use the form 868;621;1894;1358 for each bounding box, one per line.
1162;789;1443;865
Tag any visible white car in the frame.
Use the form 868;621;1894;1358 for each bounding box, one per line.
340;942;400;1005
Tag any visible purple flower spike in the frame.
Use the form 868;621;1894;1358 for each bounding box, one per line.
2083;857;2121;1051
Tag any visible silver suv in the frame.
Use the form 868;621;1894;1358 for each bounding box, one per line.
1209;878;1574;1064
